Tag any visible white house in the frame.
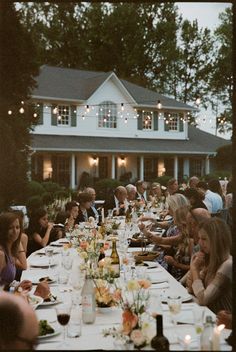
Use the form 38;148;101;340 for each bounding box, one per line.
29;65;230;188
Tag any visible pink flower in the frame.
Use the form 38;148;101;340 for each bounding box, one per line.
130;329;146;347
137;279;151;289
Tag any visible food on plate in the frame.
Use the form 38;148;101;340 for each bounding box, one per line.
43;292;57;302
39;276;54;284
39;320;55;336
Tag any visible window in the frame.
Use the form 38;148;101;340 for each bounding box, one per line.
57;105;70;125
141;111;153;130
190;159;203;177
164;112;184;132
98;101;117;128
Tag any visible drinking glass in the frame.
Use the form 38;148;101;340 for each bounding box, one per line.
45;247;54;272
167;295;182;329
68;306;82;338
148;292;163;318
56;303;71;347
193;305;205;348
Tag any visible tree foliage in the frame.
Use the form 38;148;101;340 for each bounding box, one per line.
0;2;39;210
210;7;233;132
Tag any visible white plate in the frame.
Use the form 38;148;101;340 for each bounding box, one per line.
31;277;56;285
161;293;193;303
29;257;57;268
28;295;44;310
38;329;61;340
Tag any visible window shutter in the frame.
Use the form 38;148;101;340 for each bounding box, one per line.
164;113;169;131
153;111;158;130
51;105;57;126
71;105;77;127
179;116;184;132
137;110;143;130
37;103;43;124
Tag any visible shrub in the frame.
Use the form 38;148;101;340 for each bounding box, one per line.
41;192;54;205
26;195;43;214
94;178;122;199
26;181;45;198
152;175;172;187
54;190;70;199
204;171;232;181
42;181;62;193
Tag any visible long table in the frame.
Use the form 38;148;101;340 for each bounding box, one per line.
22;239;232;351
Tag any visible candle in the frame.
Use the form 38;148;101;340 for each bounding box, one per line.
184;334;191;350
101;208;104;223
212;324;225;350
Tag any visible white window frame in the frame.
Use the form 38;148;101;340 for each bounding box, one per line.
141;110;153;131
164;112;179;131
57;105;70;126
98;101;117;129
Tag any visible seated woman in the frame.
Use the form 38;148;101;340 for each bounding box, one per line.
148;182;165;206
64;201;79;232
76;192;96;223
26;208;61;256
163;206;194;280
187;217;232;314
0;212;27;288
184;188;207;210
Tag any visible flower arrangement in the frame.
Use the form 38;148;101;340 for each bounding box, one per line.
103;278;154;348
94;279;121;308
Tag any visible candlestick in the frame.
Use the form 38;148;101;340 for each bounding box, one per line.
184;334;191;350
101;208;104;223
212;324;225;350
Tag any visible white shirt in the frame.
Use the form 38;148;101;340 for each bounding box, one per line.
203;190;223;213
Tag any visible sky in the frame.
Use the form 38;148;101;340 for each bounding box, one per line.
176;2;232;140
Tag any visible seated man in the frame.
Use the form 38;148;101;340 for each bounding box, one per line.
0;292;39;350
104;186;128;216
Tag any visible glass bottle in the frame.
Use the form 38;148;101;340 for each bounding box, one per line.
200;315;214;351
110;238;120;278
151;314;169;351
81;274;96;324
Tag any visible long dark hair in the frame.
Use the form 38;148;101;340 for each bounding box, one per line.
0;212;22;256
27;208;47;237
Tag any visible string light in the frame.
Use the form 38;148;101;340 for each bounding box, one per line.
157;100;162;109
8;110;12;115
121;103;124;111
19;107;24;114
124;117;128;124
86;105;90;112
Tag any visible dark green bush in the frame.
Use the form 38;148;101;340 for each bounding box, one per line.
94;178;122;199
26;181;45;198
26;195;43;214
153;175;172;187
54;190;69;199
41;192;54;205
204;171;232;181
42;181;62;193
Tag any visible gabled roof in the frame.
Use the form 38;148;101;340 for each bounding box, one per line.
32;65;195;110
31;126;230;155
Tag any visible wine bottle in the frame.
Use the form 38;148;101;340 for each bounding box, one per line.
151;314;169;351
110;238;120;278
81;274;96;324
125;204;132;223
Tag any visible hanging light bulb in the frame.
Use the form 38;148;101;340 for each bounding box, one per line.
21;101;24;105
121;103;124;111
58;115;62;120
157;100;162;109
196;97;201;106
86;105;90;112
8;110;12;115
19;107;24;114
53;107;58;114
124;117;128;124
33;113;37;118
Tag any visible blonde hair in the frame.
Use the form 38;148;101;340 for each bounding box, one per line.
174;206;191;255
166;193;189;213
199;217;231;283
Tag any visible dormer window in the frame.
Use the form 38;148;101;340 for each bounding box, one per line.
98;101;117;129
57;105;70;125
164;112;184;132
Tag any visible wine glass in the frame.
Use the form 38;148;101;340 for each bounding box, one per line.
167;295;182;331
56;303;71;347
45;247;54;273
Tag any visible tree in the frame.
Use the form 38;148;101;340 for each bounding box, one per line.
0;3;39;210
210;7;233;133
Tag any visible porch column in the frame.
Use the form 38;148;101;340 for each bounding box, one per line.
111;155;116;179
174;156;178;180
140;156;144;180
70;153;76;189
205;155;210;175
183;158;190;178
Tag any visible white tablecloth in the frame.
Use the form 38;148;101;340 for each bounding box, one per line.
22;241;232;350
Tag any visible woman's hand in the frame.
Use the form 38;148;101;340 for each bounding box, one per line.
34;281;50;300
164;255;175;266
190;251;205;271
47;222;54;231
